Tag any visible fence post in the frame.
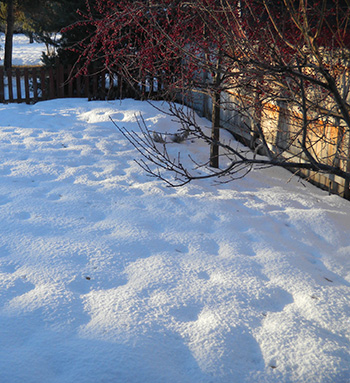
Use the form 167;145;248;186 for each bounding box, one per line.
107;72;114;99
24;68;30;104
101;70;106;100
49;67;55;99
57;63;64;98
84;75;90;99
32;68;38;102
76;72;81;97
119;74;123;99
40;68;46;100
15;68;22;103
7;69;14;102
67;65;73;97
93;71;98;98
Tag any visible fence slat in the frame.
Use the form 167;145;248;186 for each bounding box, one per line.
107;72;113;100
119;74;123;99
32;68;38;102
0;68;4;103
15;69;22;103
56;65;61;97
58;64;64;98
7;69;14;102
67;65;73;97
76;70;81;97
40;68;47;100
49;67;55;99
101;70;106;100
84;75;89;99
24;68;30;104
93;72;98;97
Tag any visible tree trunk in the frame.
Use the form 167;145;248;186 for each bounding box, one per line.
4;0;14;70
210;52;222;169
210;88;221;168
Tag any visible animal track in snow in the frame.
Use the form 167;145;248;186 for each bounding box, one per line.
0;195;11;205
170;303;203;322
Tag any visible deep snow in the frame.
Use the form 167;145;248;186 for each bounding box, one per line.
0;35;349;383
0;98;349;383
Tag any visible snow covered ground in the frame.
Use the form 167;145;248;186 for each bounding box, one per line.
0;35;350;383
0;33;48;66
0;98;349;383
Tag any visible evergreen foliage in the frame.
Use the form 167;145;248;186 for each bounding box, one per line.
51;0;95;67
0;0;89;68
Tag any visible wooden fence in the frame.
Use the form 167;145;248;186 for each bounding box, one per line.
0;64;162;104
190;88;350;200
1;63;349;199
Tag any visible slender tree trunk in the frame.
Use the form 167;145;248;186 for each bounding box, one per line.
210;52;222;168
4;0;14;70
210;87;221;168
